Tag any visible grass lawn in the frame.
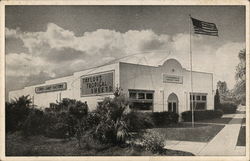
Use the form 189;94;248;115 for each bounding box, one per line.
196;118;232;124
236;126;246;146
149;123;224;142
6;132;194;156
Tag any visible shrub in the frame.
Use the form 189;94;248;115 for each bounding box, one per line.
219;103;237;114
140;131;165;154
49;98;89;138
44;112;70;139
181;110;223;122
125;111;154;132
92;89;132;145
6;95;31;132
21;108;46;137
21;108;69;138
151;112;179;126
19;98;89;139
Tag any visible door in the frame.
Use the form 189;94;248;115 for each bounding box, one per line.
167;93;178;113
168;101;177;113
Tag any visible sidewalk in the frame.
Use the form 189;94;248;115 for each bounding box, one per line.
165;105;246;156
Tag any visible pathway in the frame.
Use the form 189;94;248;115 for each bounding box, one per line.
164;105;246;156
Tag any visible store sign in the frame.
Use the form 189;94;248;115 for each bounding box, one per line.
163;74;183;84
81;72;114;96
35;82;67;94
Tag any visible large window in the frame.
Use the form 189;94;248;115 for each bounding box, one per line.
190;93;207;110
129;89;154;111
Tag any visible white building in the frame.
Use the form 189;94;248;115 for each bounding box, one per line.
9;59;214;115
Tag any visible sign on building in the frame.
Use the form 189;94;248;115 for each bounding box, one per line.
163;74;183;84
35;82;67;94
81;72;114;96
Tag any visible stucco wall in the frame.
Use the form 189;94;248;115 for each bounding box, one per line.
8;59;213;114
119;59;214;114
9;63;119;110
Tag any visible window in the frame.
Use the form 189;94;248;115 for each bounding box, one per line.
146;93;153;99
128;89;154;111
138;93;145;99
202;96;207;101
129;92;136;99
190;93;207;110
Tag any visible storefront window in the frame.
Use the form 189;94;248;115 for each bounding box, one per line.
190;93;207;110
202;95;207;101
129;89;154;111
138;93;145;99
146;93;153;99
129;92;137;99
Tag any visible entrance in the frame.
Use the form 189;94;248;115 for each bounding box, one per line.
167;93;178;113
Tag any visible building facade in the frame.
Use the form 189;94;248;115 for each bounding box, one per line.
9;59;214;115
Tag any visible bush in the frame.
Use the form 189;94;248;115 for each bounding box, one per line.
140;131;165;154
151;112;179;126
21;108;46;137
125;111;179;130
44;112;70;139
18;98;89;139
92;89;132;145
125;111;154;132
219;103;237;114
181;110;223;122
6;95;31;132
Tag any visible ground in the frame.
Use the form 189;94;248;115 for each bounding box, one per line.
6;106;246;156
6;132;193;156
150;123;224;142
164;105;246;156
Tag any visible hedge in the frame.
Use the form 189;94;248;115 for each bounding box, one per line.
151;112;179;126
127;111;179;130
219;103;237;114
181;110;223;122
126;111;154;132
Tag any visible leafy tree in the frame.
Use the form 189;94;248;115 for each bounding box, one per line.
214;89;220;110
217;81;228;95
233;49;246;105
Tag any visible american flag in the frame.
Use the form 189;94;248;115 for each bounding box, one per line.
191;17;218;36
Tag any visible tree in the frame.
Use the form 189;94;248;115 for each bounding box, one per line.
233;49;246;105
217;81;228;95
214;89;220;110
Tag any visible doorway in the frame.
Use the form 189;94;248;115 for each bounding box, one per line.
167;93;178;113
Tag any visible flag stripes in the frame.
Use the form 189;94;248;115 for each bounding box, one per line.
191;17;218;36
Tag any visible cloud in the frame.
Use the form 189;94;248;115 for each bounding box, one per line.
6;52;54;77
214;42;245;89
5;23;245;95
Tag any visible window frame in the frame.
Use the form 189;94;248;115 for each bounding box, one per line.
128;89;154;111
189;92;207;110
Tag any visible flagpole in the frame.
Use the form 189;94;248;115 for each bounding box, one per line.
189;14;194;128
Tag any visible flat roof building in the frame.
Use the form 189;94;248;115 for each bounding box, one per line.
9;59;214;115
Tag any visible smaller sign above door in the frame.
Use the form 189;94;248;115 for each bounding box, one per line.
163;74;183;84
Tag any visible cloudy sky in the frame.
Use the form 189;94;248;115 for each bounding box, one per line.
5;6;245;98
